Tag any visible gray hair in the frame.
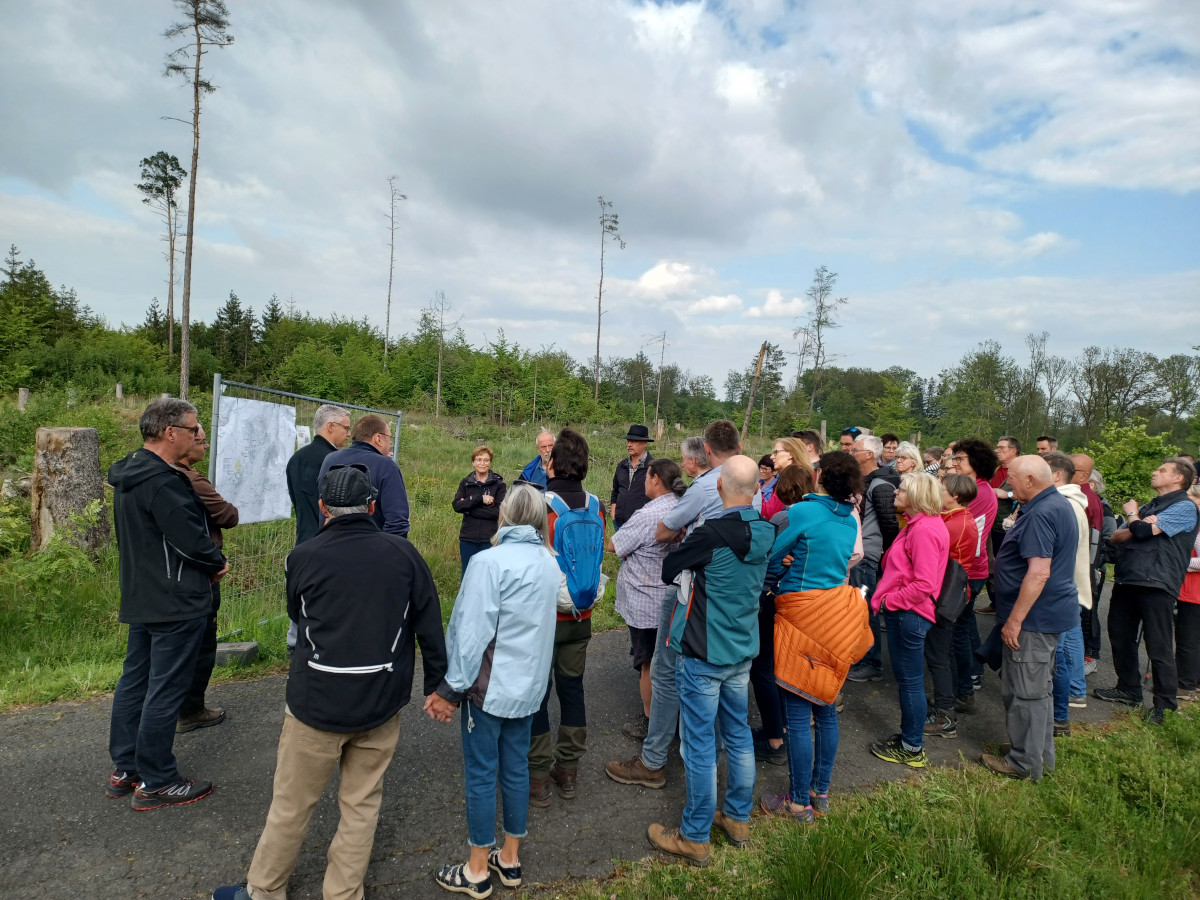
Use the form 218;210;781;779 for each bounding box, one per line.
857;434;883;465
140;397;197;440
324;503;369;517
1089;469;1106;494
681;436;709;468
313;404;350;433
493;484;553;551
895;440;922;471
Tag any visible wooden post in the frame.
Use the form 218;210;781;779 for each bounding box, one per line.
820;419;827;449
17;387;29;411
740;342;767;447
115;383;124;400
31;427;110;552
655;419;664;442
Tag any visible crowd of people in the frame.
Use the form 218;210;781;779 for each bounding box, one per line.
102;397;1200;899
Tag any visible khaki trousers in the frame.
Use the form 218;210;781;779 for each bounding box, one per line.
246;709;401;900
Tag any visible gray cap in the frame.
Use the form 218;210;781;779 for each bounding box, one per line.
320;464;377;507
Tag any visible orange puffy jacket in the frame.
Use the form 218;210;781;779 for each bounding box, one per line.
774;584;874;705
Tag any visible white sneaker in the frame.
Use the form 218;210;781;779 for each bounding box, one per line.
1083;658;1097;677
1069;696;1088;709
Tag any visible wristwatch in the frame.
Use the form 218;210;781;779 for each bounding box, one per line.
1007;491;1013;500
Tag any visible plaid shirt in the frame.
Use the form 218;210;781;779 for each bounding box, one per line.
612;492;680;629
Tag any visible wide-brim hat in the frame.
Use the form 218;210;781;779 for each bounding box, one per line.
620;424;654;442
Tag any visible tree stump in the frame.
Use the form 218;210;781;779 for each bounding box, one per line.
31;427;110;552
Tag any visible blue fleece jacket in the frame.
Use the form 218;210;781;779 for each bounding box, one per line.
768;493;858;593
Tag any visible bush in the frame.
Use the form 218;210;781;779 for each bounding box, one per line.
1084;420;1180;505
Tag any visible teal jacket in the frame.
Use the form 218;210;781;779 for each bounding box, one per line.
768;494;858;593
661;506;774;666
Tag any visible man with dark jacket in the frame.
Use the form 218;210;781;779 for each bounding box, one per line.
847;433;900;682
318;414;410;537
611;424;654;529
105;398;228;811
174;424;239;734
1095;457;1199;722
285;404;350;545
213;464;447;900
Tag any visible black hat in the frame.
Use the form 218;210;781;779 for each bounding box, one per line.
321;464;378;507
620;424;654;442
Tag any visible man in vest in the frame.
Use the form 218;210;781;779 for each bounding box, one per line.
610;424;654;530
1095;457;1199;723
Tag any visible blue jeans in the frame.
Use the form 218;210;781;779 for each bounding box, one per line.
780;690;838;803
953;579;987;696
462;702;532;847
852;565;881;667
459;540;492;576
676;655;755;844
643;587;682;770
885;609;932;750
1052;623;1087;722
109;616;208;789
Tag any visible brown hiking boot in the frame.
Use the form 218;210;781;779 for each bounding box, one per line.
549;763;576;800
980;752;1028;780
648;823;711;867
712;810;749;848
529;775;552;808
177;706;225;734
604;756;667;789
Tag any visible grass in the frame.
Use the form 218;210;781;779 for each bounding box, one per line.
559;711;1200;899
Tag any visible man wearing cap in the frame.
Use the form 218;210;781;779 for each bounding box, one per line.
611;424;655;530
213;464;448;900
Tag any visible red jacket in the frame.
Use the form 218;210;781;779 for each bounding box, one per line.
942;507;978;570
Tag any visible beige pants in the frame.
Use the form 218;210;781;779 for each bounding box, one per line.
246;709;401;900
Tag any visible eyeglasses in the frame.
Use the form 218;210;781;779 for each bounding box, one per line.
952;454;968;462
172;424;201;436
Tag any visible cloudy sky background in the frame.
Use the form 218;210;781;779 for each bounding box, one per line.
2;0;1198;388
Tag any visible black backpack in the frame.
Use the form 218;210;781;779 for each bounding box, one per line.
935;559;971;625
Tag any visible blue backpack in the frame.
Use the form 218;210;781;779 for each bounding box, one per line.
546;491;605;613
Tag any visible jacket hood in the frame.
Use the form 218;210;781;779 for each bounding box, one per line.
107;448;175;491
496;524;542;546
806;492;853;518
1057;483;1088;512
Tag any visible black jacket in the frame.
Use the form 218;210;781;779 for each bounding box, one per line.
611;452;654;526
452;470;507;543
285;513;448;733
1114;490;1199;596
286;434;338;545
107;448;227;624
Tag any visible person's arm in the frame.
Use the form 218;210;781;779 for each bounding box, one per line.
767;512;805;577
436;555;499;703
848;509;864;570
881;528;948;610
186;470;239;529
403;547;448;695
873;482;900;546
1190;533;1200;572
286;455;300;511
451;477;478;514
610;464;622;508
477;479;506;521
379;465;411;537
661;527;717;585
1000;557;1051;650
658;484;701;542
150;481;226;574
611;509;647;559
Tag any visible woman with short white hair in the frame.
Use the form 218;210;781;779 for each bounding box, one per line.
893;441;923;476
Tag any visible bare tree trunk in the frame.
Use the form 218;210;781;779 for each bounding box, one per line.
741;342;767;446
167;203;176;360
595;222;604;401
178;28;203;400
384;177;404;363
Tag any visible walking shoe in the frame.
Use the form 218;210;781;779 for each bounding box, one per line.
1083;657;1098;677
971;674;983;692
870;735;927;768
621;714;649;741
1054;720;1071;738
1069;695;1087;709
1094;686;1142;707
977;604;996;615
130;778;213;811
836;691;845;712
847;661;883;683
177;706;226;734
712;809;750;847
980;752;1027;780
528;775;552;808
211;887;251;900
435;862;493;899
604;756;666;788
809;791;830;817
753;732;787;765
647;824;711;867
759;793;816;825
1180;689;1199;704
549;763;576;800
106;770;140;799
923;710;957;739
955;693;976;714
1145;707;1166;726
487;847;521;888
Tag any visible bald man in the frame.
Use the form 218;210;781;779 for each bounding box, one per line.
1070;453;1105;668
980;455;1081;782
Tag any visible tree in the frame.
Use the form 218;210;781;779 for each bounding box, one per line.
423;290;460;420
383;176;406;362
866;376;918;438
135;151;187;359
794;266;847;419
1071;346;1161;442
1084;421;1179;506
593;195;625;400
164;0;234;397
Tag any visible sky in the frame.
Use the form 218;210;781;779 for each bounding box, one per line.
2;0;1198;390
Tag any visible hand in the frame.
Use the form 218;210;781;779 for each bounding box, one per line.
424;693;457;723
1143;514;1157;525
993;486;1008;499
1122;499;1139;517
782;554;795;567
212;561;230;583
482;493;494;506
1001;618;1022;651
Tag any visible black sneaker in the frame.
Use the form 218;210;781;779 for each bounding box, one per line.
1145;707;1166;726
955;693;976;714
847;661;883;683
923;711;957;739
621;715;649;741
1053;720;1071;737
971;674;983;692
870;734;927;768
487;847;522;888
106;770;140;799
130;778;213;811
753;733;787;765
1093;686;1142;707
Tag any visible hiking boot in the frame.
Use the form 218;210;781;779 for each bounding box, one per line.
549;763;576;800
955;693;976;714
923;710;957;739
435;862;493;899
980;752;1027;779
759;793;815;825
621;715;649;741
211;887;251;900
605;756;666;788
487;847;521;888
753;732;787;766
712;810;750;847
1083;657;1098;677
106;770;140;799
1069;695;1087;709
1094;686;1142;707
870;735;927;768
647;823;712;867
177;706;225;734
977;604;996;615
1054;720;1071;738
528;775;552;808
130;778;213;811
1145;707;1166;726
847;661;882;683
809;791;831;817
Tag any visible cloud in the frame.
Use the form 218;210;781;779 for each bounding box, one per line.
633;260;708;297
686;294;743;315
745;289;806;319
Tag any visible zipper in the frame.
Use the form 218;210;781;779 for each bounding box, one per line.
162;537;171;579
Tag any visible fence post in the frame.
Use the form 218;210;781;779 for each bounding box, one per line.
18;387;29;410
392;411;402;462
209;372;223;482
820;419;827;448
115;383;123;400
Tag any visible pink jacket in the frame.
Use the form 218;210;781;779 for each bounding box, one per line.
870;511;949;624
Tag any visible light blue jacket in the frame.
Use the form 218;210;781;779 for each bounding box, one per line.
437;525;560;719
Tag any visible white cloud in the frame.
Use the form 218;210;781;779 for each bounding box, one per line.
745;289;806;319
633;260;708;297
686;294;743;315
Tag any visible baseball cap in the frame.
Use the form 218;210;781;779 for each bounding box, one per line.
320;464;378;507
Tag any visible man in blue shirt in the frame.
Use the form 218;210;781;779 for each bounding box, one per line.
518;431;555;488
981;455;1080;782
317;416;409;537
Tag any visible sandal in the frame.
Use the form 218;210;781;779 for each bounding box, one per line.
487;847;522;887
435;862;493;899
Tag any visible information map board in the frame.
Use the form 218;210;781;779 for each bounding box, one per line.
213;396;297;525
